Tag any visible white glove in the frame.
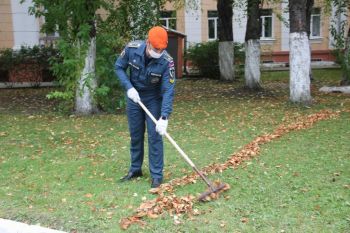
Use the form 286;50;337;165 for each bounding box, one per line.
127;87;140;103
156;117;168;135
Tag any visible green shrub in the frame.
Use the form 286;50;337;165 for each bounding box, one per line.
186;41;219;79
0;45;59;71
186;41;245;79
93;13;129;113
0;45;59;83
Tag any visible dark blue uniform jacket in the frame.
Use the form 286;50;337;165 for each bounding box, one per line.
115;41;176;118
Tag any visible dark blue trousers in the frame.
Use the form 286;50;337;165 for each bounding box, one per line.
126;92;164;179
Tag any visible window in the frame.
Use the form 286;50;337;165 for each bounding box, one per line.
45;31;59;37
160;11;176;30
208;11;219;40
39;22;59;46
260;9;273;39
311;8;321;37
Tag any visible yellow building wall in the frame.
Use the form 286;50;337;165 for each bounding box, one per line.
272;3;282;52
310;0;330;50
258;0;334;59
201;0;217;42
162;1;185;34
259;2;282;58
0;0;344;53
0;0;14;49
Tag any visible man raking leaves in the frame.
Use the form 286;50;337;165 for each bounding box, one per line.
115;26;227;200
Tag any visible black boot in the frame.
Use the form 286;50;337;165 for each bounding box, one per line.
151;178;163;188
120;170;143;182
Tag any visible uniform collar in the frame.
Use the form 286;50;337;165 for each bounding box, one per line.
135;41;147;56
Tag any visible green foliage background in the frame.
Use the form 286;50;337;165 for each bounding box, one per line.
0;45;58;71
186;41;245;79
325;0;350;84
22;0;167;113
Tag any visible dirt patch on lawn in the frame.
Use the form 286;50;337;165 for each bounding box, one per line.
0;88;58;114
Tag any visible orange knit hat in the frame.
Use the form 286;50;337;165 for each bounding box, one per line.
148;26;168;50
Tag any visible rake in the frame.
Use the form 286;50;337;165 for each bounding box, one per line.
138;100;227;201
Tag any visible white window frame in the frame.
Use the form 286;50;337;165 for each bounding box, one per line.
45;31;59;37
310;8;321;39
160;11;176;30
208;11;218;41
39;18;59;46
260;9;274;40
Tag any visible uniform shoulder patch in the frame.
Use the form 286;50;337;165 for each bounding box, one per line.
127;40;142;48
163;51;174;63
164;51;175;82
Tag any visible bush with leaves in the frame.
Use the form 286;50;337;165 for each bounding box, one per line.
0;45;59;83
94;7;130;113
24;0;166;113
0;45;59;71
186;41;245;79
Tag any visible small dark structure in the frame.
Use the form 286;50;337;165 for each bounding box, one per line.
164;27;186;78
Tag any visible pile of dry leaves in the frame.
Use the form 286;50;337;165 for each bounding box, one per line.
120;110;340;230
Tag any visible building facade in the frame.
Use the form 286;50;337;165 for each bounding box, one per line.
0;0;42;49
161;0;348;63
1;0;348;63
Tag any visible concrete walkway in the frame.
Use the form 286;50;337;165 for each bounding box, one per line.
0;219;66;233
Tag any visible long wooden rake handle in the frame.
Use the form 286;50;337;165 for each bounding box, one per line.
137;100;215;190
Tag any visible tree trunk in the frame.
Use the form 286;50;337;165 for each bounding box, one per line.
217;0;234;81
341;27;350;85
218;42;235;81
306;0;314;81
245;0;261;89
289;0;312;104
75;37;98;115
319;85;350;93
245;40;261;89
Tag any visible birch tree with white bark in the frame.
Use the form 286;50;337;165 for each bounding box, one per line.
75;36;98;114
217;0;235;81
74;1;99;115
24;0;103;114
245;0;262;89
305;0;314;81
289;0;312;104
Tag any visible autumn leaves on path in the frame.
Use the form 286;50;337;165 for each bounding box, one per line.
120;110;340;230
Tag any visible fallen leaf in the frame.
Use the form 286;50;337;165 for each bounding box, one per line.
173;215;181;225
149;187;161;194
147;212;159;219
0;132;7;137
119;216;145;230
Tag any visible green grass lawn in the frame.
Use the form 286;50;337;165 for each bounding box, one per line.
0;69;349;232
